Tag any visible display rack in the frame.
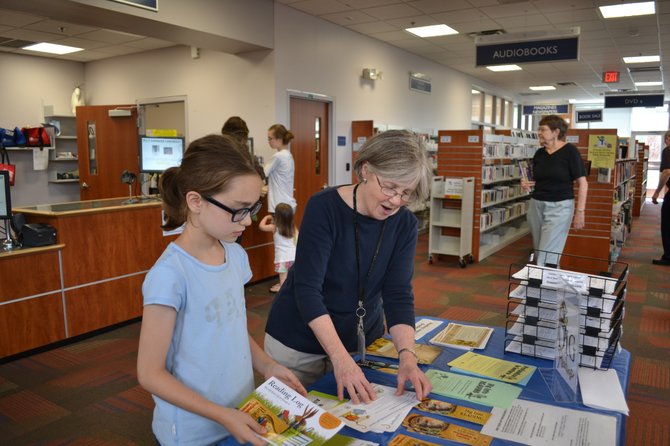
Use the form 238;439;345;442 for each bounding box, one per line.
504;252;627;369
436;129;538;262
428;176;474;267
44;106;79;185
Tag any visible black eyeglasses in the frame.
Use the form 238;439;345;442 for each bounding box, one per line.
374;175;414;202
203;195;263;222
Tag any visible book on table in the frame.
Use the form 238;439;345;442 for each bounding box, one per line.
428;322;493;350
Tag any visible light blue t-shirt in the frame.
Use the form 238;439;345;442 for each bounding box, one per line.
143;241;255;446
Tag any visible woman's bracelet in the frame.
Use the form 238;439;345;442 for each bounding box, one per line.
397;347;418;361
576;209;585;212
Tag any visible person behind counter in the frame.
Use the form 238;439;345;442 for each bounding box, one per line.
222;115;265;181
264;130;433;404
521;114;588;266
265;124;297;213
137;134;306;446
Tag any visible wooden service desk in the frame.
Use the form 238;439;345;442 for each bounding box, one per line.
2;196;274;360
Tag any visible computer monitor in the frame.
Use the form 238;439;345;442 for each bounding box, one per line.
0;170;11;220
139;136;185;174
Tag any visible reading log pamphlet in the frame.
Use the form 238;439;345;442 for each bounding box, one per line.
238;377;343;446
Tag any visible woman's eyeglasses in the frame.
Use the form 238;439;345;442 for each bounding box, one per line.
375;175;414;202
203;195;263;222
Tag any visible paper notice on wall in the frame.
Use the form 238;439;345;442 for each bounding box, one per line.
33;148;49;170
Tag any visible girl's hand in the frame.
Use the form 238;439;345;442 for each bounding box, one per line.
332;354;376;404
216;408;268;446
262;362;307;396
395;353;432;400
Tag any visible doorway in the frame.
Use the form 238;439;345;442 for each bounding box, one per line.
632;131;665;198
289;96;330;226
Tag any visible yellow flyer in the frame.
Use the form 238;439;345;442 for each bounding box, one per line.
587;134;616;169
447;351;536;385
415;398;491;425
401;413;493;446
365;338;442;365
388;433;441;446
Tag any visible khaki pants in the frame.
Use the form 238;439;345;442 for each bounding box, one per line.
264;334;333;387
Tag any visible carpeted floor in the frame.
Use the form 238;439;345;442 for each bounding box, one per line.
0;200;668;445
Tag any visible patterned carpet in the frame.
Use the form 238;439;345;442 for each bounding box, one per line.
0;200;668;445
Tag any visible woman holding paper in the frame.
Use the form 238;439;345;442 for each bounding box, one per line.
264;130;433;404
521;115;588;266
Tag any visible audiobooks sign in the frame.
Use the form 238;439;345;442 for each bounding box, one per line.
476;36;579;66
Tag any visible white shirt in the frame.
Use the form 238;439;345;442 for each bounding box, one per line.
265;149;297;213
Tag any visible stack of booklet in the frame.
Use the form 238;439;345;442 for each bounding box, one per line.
428;322;493;350
504;263;626;369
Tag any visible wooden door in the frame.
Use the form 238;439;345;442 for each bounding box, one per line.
289;97;330;226
76;105;139;200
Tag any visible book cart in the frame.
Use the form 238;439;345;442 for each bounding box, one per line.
428;176;474;267
504;251;627;369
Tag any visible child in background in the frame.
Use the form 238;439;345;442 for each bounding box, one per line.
259;202;298;293
137;134;306;446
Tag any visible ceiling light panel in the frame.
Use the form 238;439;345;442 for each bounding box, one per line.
599;2;655;19
406;24;458;37
22;42;83;55
529;85;556;91
623;55;660;63
486;64;522;72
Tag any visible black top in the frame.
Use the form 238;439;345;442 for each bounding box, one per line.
661;145;670;188
531;143;586;202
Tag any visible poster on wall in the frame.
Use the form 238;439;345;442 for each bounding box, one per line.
108;0;158;11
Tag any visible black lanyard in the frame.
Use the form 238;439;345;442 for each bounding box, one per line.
352;182;387;360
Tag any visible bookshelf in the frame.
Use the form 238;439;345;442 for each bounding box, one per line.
633;140;649;217
560;129;635;270
436;129;538;262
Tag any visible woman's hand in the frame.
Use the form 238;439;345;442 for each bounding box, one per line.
573;210;585;230
395;352;432;400
216;407;268;446
332;353;376;404
262;362;307;397
520;179;535;192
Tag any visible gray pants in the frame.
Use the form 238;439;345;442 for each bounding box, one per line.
264;333;333;387
527;198;574;266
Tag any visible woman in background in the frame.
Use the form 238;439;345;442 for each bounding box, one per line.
521;114;588;266
265;124;297;213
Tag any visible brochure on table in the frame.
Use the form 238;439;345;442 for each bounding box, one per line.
425;369;522;408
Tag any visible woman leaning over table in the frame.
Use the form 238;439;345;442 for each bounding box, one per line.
264;130;433;404
521;114;588;266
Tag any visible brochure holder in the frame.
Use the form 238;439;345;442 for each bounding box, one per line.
504;251;627;371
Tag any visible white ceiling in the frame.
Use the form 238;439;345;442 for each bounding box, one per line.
1;0;668;104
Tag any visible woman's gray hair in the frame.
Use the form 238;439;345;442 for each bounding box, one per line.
353;129;433;202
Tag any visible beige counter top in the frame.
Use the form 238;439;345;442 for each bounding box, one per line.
13;196;163;217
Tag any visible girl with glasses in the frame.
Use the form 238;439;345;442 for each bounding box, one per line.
137;134;305;446
264;130;433;405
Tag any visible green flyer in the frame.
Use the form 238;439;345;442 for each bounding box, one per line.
426;369;522;408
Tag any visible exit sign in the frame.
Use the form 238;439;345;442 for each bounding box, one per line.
603;71;619;83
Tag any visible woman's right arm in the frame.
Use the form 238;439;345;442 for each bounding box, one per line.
137;305;267;446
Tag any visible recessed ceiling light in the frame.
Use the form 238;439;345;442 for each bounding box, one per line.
486;65;522;72
23;42;83;55
634;81;663;86
529;85;556;91
623;55;660;64
472;89;480;94
406;24;458;38
599;1;655;19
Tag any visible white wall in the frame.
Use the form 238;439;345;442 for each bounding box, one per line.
273;4;517;186
574;107;632;137
0;53;85;206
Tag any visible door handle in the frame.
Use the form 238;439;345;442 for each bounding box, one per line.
81;182;89;190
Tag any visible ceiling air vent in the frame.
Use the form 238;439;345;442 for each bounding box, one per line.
467;29;506;38
628;66;662;83
556;81;577;87
519;92;541;96
0;39;35;48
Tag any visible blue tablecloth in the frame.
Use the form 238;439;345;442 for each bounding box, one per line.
226;317;630;445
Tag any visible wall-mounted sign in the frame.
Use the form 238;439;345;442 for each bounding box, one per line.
409;72;431;94
108;0;157;11
602;71;619;83
522;104;569;115
476;37;579;67
576;109;603;123
604;94;664;108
